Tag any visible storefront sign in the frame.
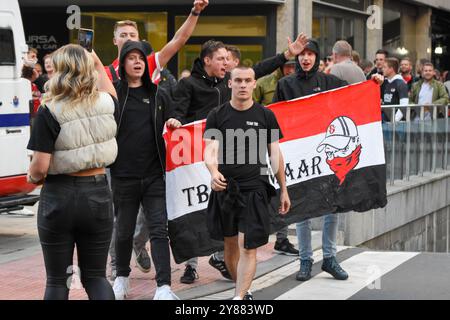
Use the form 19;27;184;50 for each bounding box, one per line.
26;35;58;51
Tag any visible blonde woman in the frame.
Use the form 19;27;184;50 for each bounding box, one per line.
27;44;118;300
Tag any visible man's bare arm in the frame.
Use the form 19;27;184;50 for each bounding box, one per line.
92;50;117;99
204;139;227;192
158;0;209;68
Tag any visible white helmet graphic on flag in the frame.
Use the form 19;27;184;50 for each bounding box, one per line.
317;116;362;185
317;116;359;153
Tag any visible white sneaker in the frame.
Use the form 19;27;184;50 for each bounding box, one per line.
153;285;180;300
113;276;130;300
232;296;242;300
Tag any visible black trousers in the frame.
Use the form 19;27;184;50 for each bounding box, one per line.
37;174;114;300
111;175;171;287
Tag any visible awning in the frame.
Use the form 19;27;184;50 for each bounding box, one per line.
400;0;450;12
19;0;285;7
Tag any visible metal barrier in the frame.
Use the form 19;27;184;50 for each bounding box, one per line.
380;104;449;185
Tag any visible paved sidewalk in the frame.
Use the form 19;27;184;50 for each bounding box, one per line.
0;204;314;300
0;234;302;300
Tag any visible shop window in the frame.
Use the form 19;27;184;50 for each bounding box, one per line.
70;12;167;64
383;8;401;53
175;16;266;37
313;5;366;58
312;18;322;40
432;12;450;71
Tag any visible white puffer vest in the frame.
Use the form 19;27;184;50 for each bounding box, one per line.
46;92;118;175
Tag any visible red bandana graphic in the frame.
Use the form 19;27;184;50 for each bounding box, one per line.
326;145;362;185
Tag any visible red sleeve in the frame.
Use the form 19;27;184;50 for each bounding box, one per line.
105;59;119;82
105;65;113;82
147;52;161;85
31;83;40;116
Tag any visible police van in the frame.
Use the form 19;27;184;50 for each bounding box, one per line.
0;0;39;211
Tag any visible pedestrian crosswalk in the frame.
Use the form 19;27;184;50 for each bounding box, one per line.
196;247;449;300
275;251;419;300
196;246;350;300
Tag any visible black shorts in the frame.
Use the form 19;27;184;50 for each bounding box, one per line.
207;186;271;250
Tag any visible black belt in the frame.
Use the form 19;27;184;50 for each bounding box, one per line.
45;174;107;184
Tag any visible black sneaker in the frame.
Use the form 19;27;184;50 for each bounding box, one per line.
243;291;254;300
274;238;299;256
180;265;199;284
134;248;151;273
208;255;232;280
296;259;313;281
321;256;348;280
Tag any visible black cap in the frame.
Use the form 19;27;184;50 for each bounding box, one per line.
284;59;296;65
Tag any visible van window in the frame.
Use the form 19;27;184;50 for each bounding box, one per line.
0;28;15;66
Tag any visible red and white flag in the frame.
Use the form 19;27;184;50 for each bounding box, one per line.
163;81;387;263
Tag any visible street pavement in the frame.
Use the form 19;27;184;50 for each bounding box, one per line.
1;196;450;300
0;196;303;300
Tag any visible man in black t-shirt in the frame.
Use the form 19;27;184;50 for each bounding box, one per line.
110;41;178;300
204;66;291;300
381;58;409;122
169;36;308;284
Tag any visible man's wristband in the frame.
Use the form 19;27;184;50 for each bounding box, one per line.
191;8;201;16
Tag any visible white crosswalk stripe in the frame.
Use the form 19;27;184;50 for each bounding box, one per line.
196;246;350;300
276;251;419;300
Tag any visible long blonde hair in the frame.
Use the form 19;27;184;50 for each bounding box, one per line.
42;44;99;108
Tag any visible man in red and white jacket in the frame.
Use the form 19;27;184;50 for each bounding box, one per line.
105;0;208;85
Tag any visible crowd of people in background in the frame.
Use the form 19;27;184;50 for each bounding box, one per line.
22;0;449;300
24;37;450;123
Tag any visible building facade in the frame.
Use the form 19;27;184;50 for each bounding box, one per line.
277;0;450;71
18;0;450;76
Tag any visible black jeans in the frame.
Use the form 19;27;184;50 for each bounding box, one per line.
37;174;114;300
111;175;171;286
